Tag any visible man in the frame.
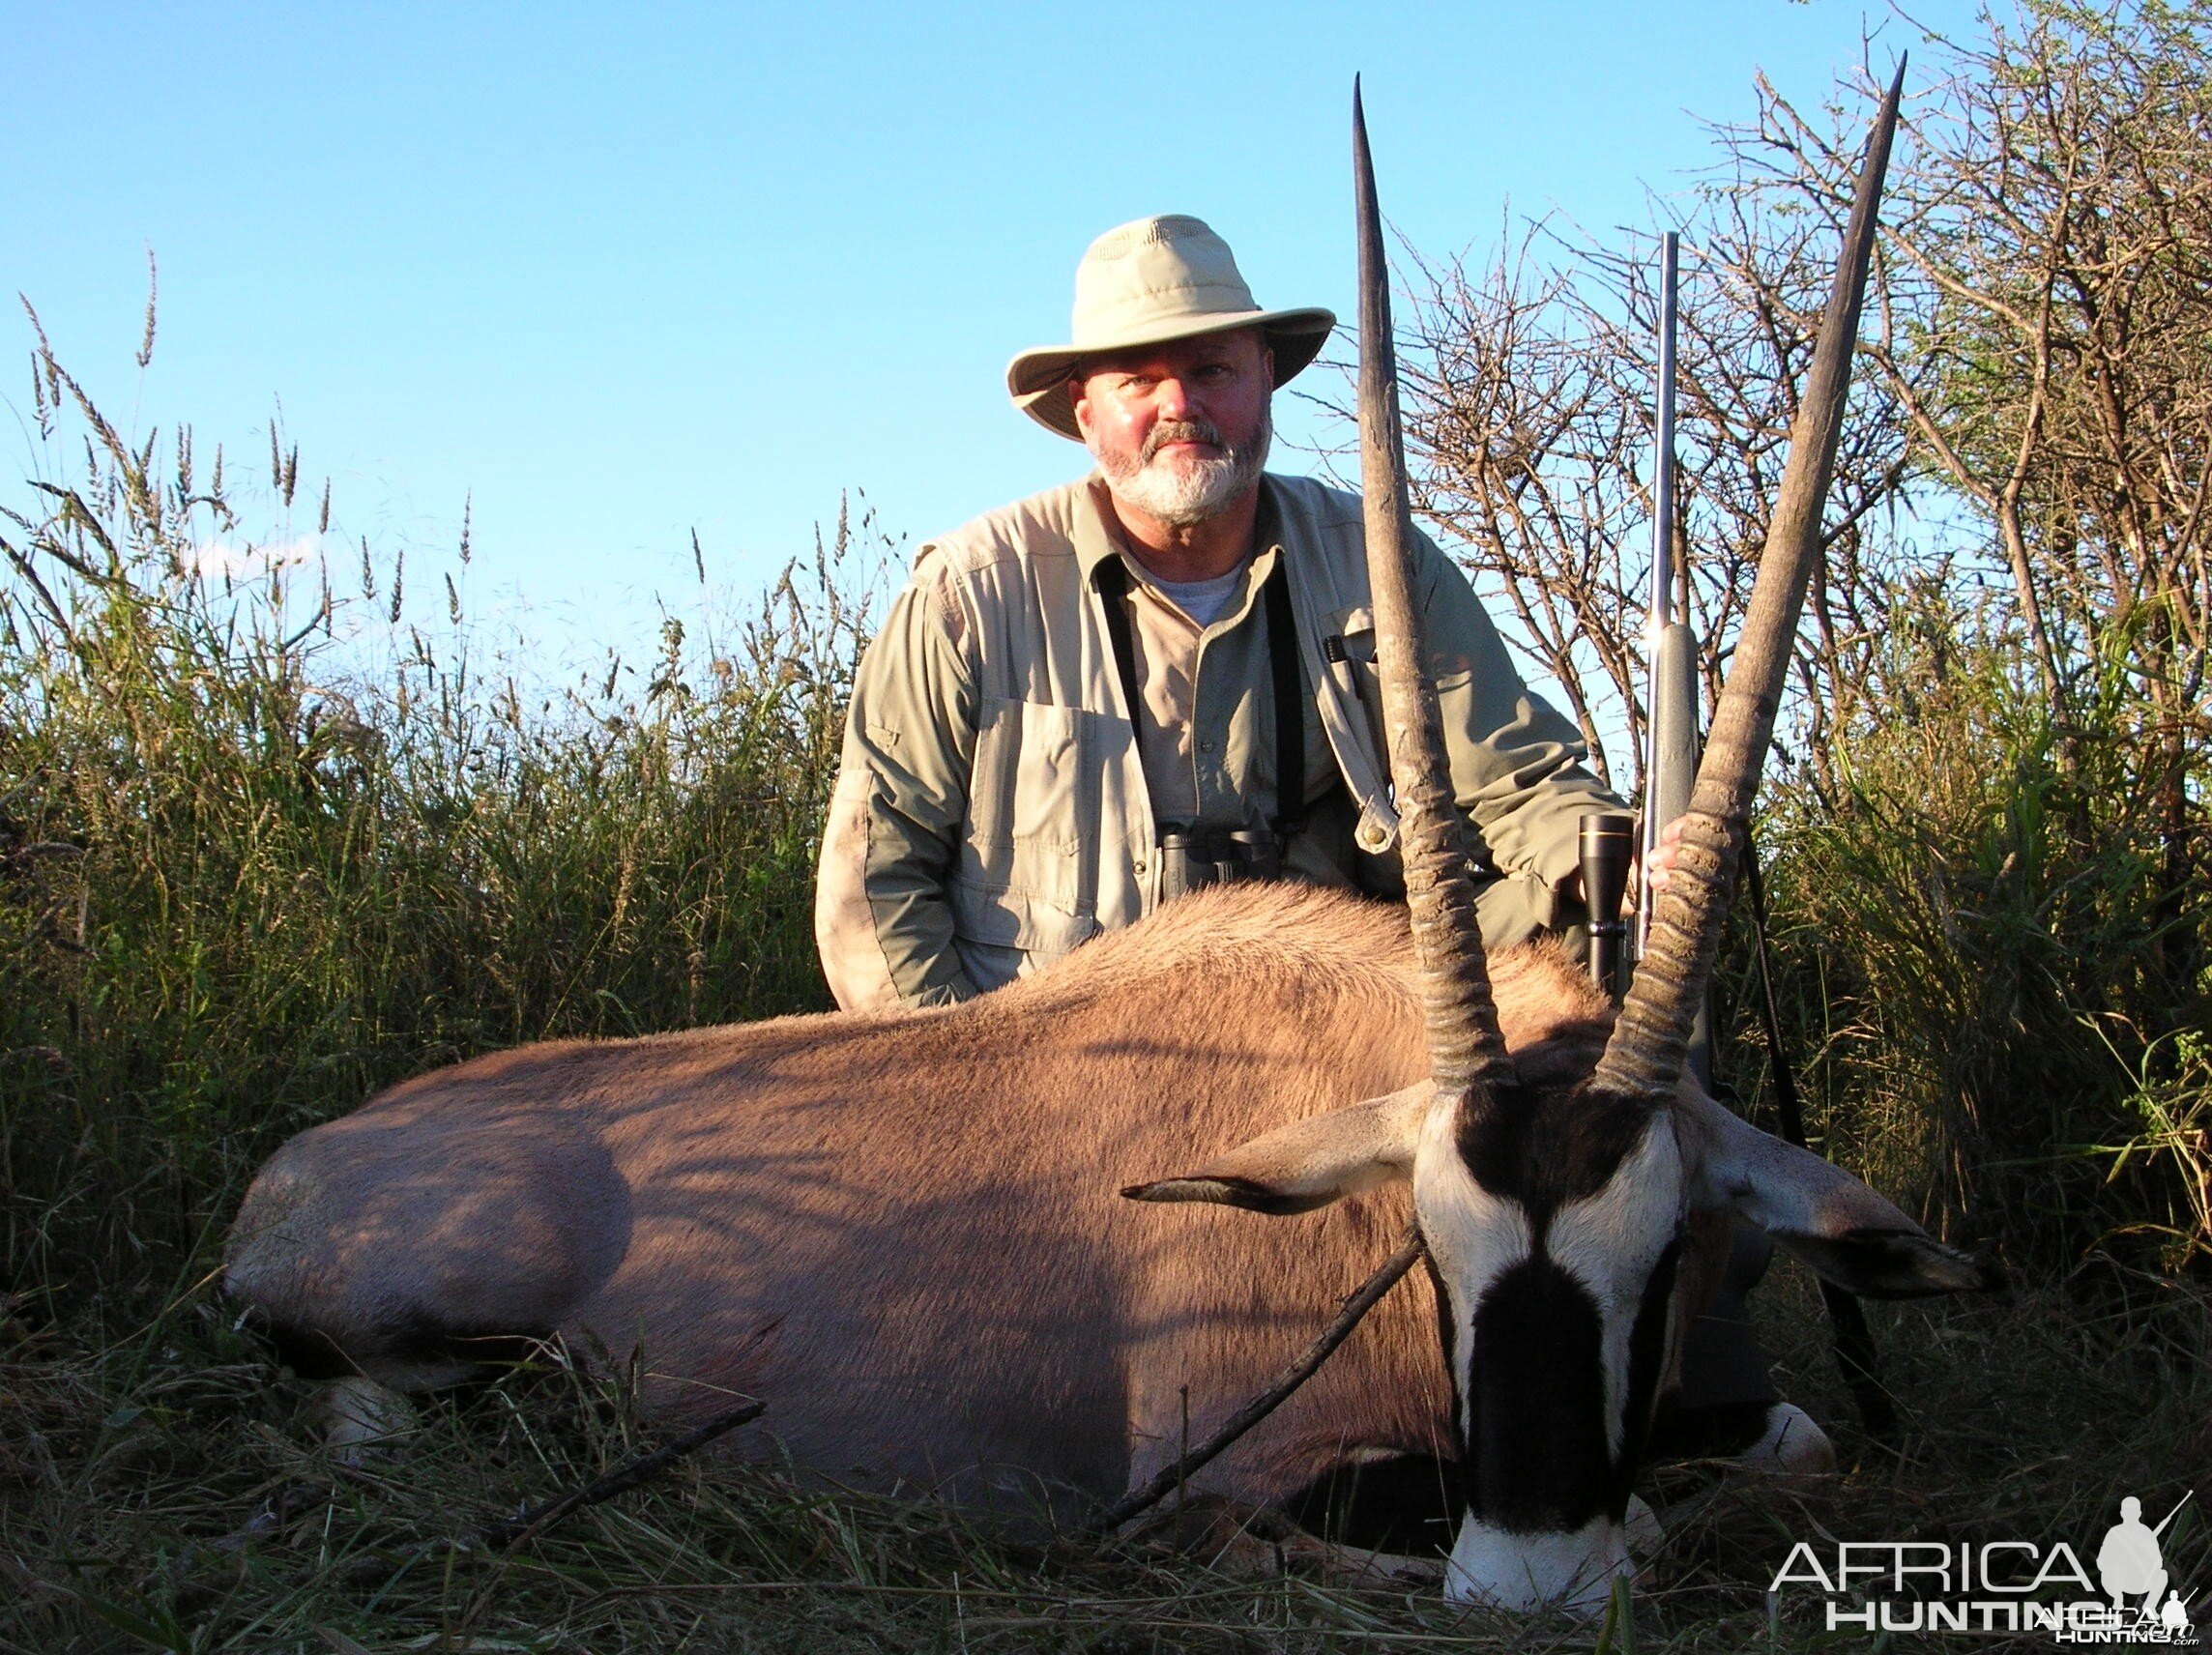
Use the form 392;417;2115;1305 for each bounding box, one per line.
817;214;1631;1010
812;211;1797;1466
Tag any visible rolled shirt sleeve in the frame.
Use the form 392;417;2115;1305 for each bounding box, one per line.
1412;530;1623;934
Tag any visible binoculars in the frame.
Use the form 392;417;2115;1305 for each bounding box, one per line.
1157;825;1287;900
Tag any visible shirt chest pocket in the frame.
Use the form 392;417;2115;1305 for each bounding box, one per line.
961;695;1109;912
1327;603;1387;753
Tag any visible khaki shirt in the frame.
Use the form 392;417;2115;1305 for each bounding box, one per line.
815;473;1621;1011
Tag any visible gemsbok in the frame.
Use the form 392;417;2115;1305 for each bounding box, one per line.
225;72;1992;1612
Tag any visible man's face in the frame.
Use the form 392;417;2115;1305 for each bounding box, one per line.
1070;329;1273;528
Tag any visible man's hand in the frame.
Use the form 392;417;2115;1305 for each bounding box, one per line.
1644;816;1686;900
1557;815;1687;915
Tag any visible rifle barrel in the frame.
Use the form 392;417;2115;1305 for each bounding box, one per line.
1647;229;1679;636
1641;230;1682;942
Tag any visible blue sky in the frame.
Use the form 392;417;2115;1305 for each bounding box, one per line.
4;0;1973;658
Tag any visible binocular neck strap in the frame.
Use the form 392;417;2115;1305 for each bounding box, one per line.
1263;563;1304;836
1091;553;1306;842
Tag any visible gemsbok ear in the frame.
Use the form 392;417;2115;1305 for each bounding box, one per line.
1682;1091;2003;1298
1121;1083;1431;1216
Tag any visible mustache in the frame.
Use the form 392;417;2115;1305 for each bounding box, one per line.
1142;420;1228;462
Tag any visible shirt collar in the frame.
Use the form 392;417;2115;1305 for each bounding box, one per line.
1076;473;1287;587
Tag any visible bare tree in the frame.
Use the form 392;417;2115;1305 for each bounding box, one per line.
1387;196;1922;798
1734;0;2212;987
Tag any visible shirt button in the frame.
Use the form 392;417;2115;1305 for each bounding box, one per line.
1134;860;1148;876
1198;739;1215;752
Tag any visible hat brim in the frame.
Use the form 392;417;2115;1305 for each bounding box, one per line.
1006;307;1336;441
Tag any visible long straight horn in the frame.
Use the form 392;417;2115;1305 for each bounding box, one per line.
1594;59;1907;1099
1353;81;1514;1097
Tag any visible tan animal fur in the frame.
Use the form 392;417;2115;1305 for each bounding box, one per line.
229;882;1624;1524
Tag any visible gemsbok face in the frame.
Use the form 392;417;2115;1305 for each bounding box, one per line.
1125;1056;1991;1610
1130;73;1937;1610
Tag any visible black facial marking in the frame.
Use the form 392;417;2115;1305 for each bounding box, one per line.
1611;1236;1681;1510
1453;1078;1658;1230
1421;1246;1465;1454
1461;1256;1610;1533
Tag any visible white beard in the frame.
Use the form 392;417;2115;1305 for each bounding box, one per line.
1091;405;1271;528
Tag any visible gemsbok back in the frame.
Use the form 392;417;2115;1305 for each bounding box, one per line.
225;73;1993;1612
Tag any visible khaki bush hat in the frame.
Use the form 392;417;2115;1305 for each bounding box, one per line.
1006;215;1336;440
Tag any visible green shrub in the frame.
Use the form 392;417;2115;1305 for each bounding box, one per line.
1733;589;2212;1275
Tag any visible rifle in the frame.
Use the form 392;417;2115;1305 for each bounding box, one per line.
1641;230;1711;1083
1582;235;1691;1013
1636;213;1901;1443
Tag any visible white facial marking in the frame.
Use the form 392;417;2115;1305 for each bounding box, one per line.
1412;1100;1530;1435
1541;1117;1687;1458
1445;1512;1633;1612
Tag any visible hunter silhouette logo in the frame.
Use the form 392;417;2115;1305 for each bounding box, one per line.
2098;1495;2197;1643
1768;1489;2197;1640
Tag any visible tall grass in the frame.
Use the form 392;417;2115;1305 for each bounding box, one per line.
2;329;888;1329
1730;587;2212;1277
